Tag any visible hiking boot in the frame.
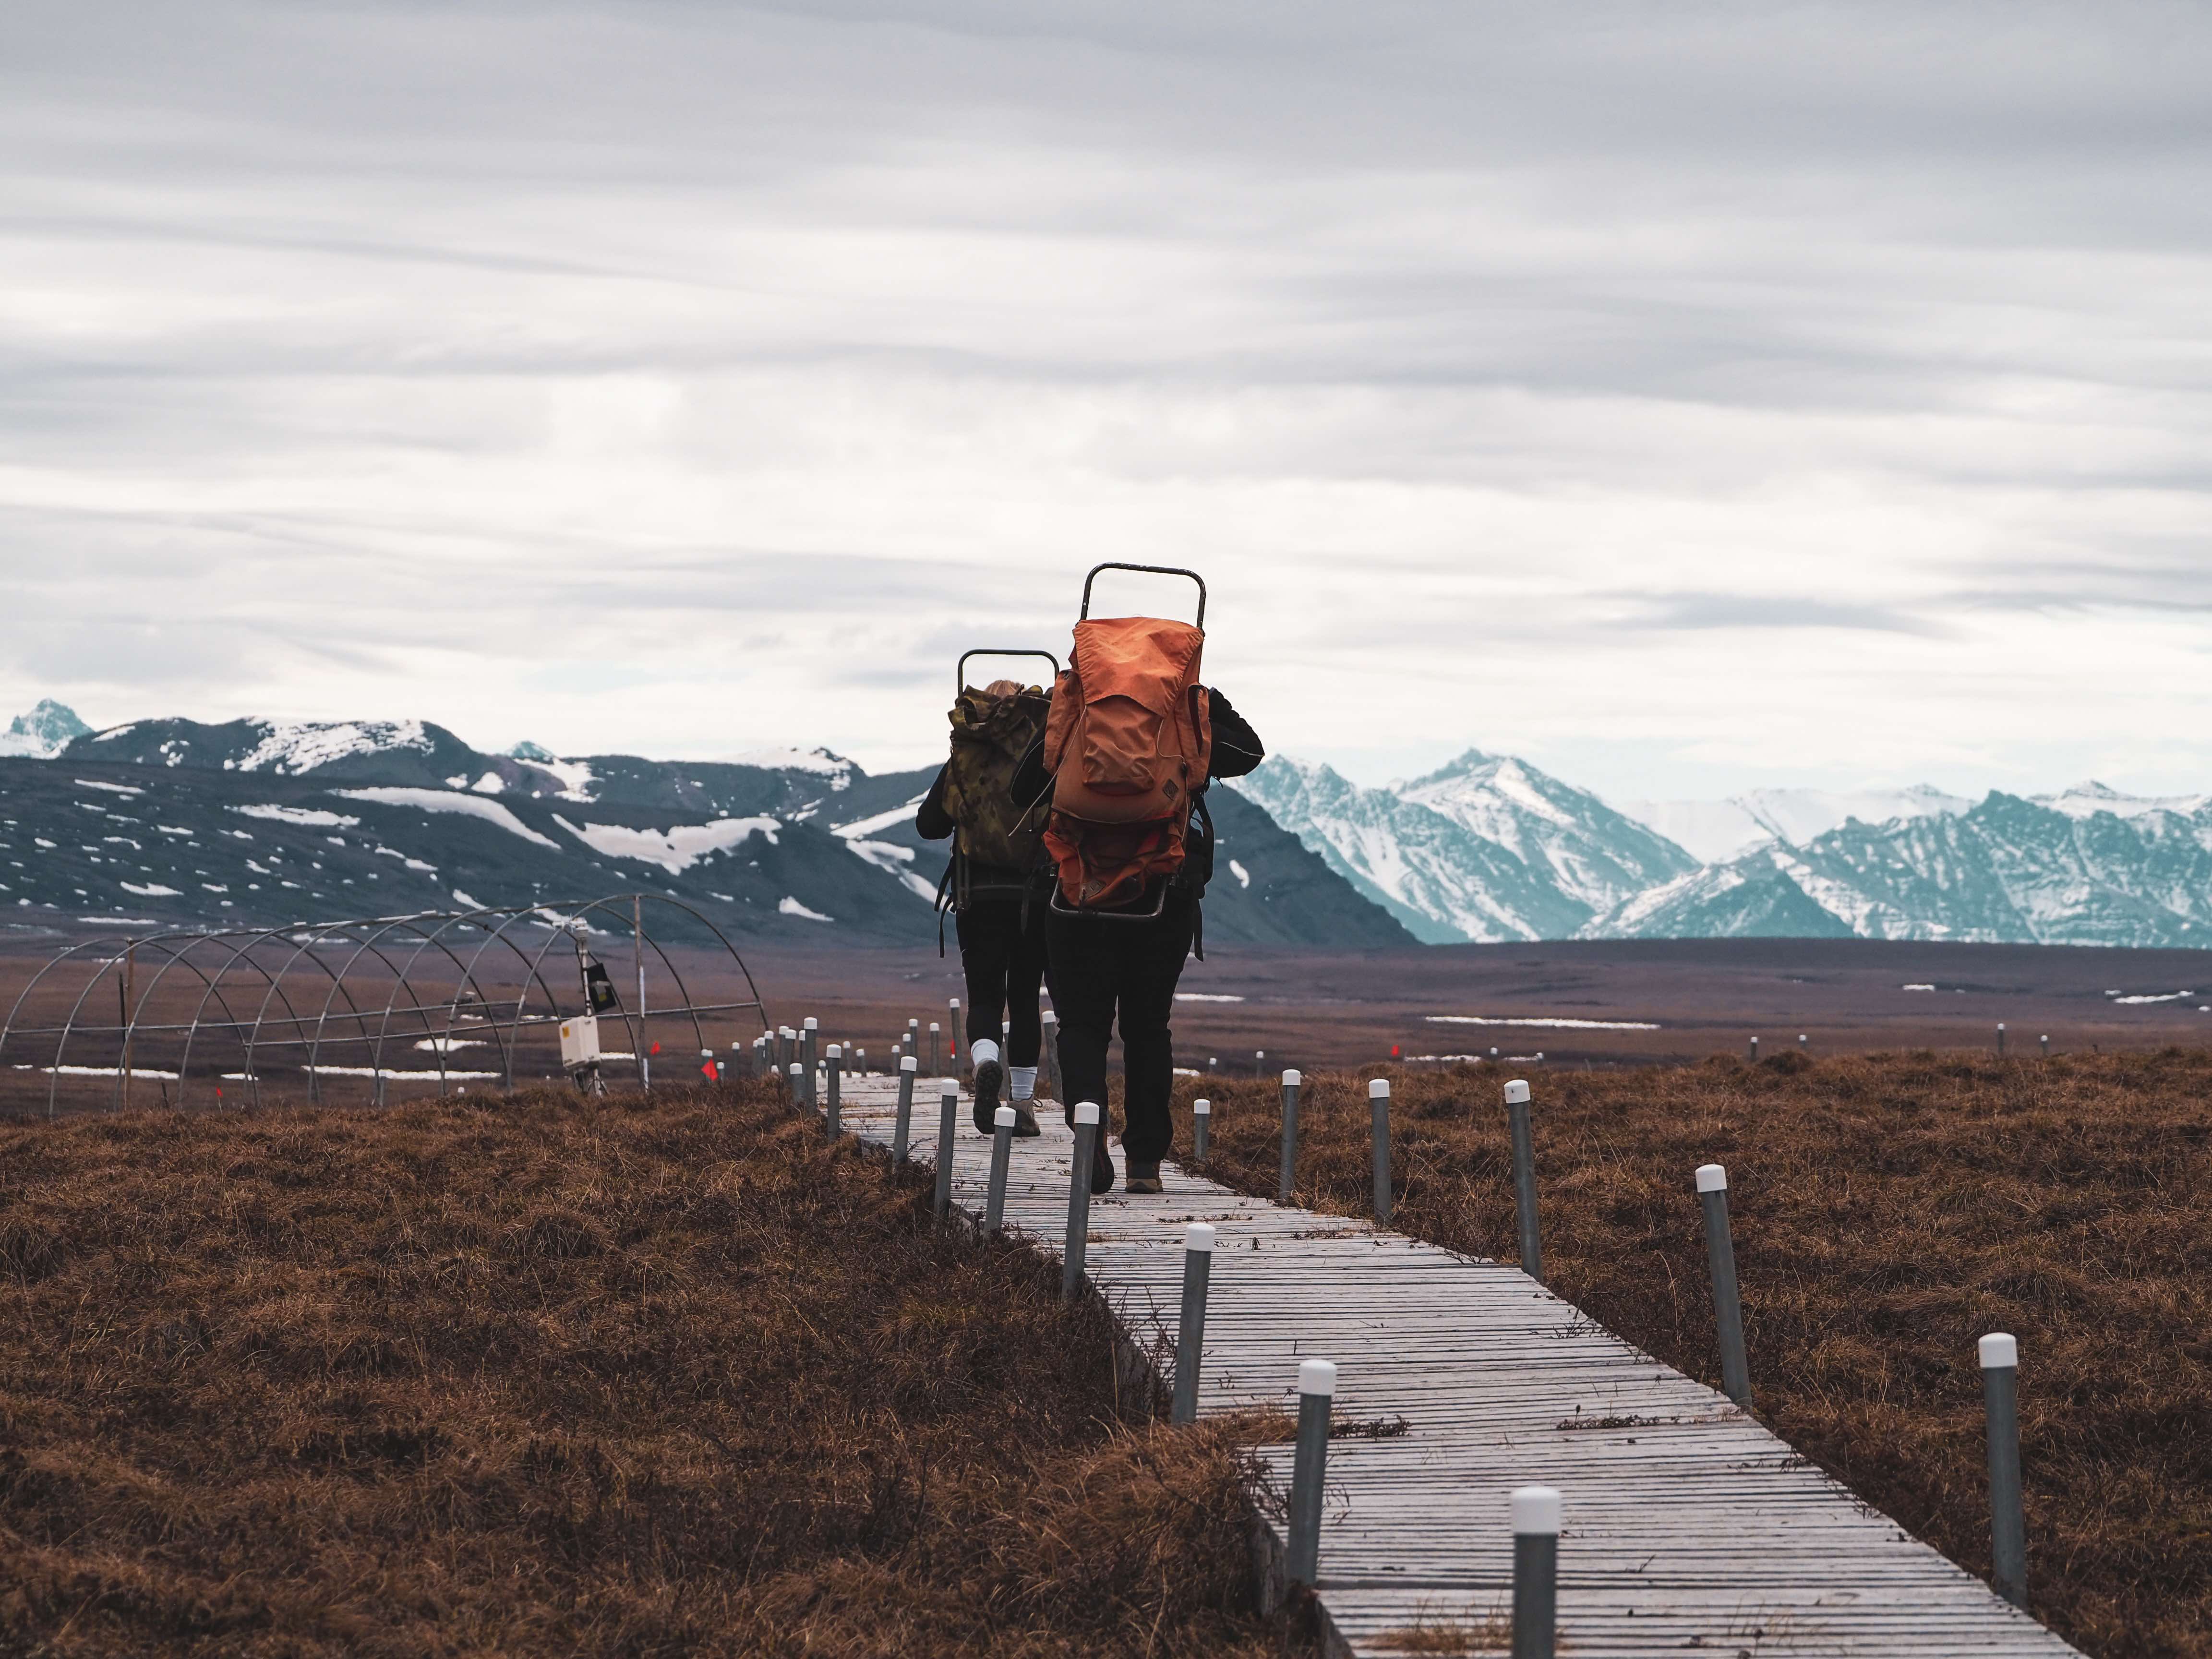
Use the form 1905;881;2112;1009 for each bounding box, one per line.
972;1058;1004;1134
1010;1103;1042;1138
1089;1139;1116;1195
1125;1162;1163;1195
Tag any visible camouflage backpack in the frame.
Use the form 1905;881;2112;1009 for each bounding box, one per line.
941;679;1052;906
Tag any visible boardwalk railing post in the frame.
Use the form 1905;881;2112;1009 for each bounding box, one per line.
949;998;961;1069
929;1021;942;1077
2040;1033;2050;1058
1510;1485;1560;1659
1277;1069;1302;1204
802;1017;817;1078
1997;1022;2008;1057
894;1055;917;1162
856;1046;867;1077
1171;1222;1214;1425
1697;1163;1752;1407
787;1061;804;1111
1748;1034;1759;1063
985;1105;1015;1233
1980;1332;2027;1608
1041;1009;1061;1100
933;1080;960;1218
1063;1102;1100;1298
1370;1078;1393;1226
1286;1358;1335;1588
1506;1079;1542;1282
1192;1096;1211;1161
824;1044;842;1134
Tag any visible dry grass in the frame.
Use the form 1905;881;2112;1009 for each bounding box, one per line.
1175;1046;2212;1659
0;1081;1291;1657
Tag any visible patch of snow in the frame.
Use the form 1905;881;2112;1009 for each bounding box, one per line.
452;889;486;909
845;837;936;900
235;804;361;828
528;758;598;802
2110;990;2194;1004
120;881;181;897
45;1065;181;1078
2036;781;2210;820
414;1037;489;1052
552;814;779;874
73;779;143;796
779;895;834;921
1228;858;1251;890
727;745;854;787
235;719;434;774
470;771;505;794
1427;1014;1661;1030
155;825;191;835
833;795;929;840
1175;993;1246;1003
1902;983;1937;991
332;788;560;849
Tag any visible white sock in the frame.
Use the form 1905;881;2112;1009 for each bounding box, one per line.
972;1037;1001;1070
1010;1065;1037;1101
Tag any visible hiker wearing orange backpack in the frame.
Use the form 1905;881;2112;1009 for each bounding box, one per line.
1008;565;1263;1195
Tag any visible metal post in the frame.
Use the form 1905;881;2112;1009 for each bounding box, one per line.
1277;1069;1301;1205
1997;1022;2008;1057
1697;1163;1752;1407
1041;1009;1061;1099
1192;1096;1211;1160
1511;1485;1561;1659
634;894;650;1090
1797;1033;1808;1053
1506;1079;1542;1282
1981;1333;2027;1607
1286;1358;1335;1587
1063;1102;1100;1298
824;1044;842;1134
2041;1033;2049;1058
855;1046;866;1077
802;1017;817;1079
929;1021;941;1077
1748;1034;1759;1063
787;1061;803;1108
894;1054;917;1161
985;1105;1015;1234
1255;1047;1266;1078
1370;1077;1393;1226
949;998;961;1069
933;1080;960;1219
1171;1222;1214;1425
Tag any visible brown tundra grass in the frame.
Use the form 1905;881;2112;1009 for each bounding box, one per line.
0;1081;1292;1658
1173;1046;2212;1659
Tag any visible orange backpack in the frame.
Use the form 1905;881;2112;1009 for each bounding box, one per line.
1042;568;1214;913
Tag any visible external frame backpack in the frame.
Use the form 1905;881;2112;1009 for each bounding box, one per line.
940;675;1053;908
1042;565;1213;915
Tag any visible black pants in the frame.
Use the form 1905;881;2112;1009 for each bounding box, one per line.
1046;887;1194;1167
955;897;1047;1067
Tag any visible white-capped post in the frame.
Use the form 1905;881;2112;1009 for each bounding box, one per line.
1041;1009;1062;1100
1063;1102;1102;1299
1285;1358;1336;1587
1697;1163;1752;1407
787;1061;804;1109
801;1016;817;1078
1748;1034;1759;1063
1191;1097;1212;1161
1511;1485;1561;1658
933;1079;960;1218
1997;1022;2008;1057
1506;1079;1542;1282
948;998;961;1069
1171;1221;1215;1425
824;1043;842;1134
929;1021;942;1078
893;1054;917;1163
1370;1078;1394;1226
1980;1332;2027;1607
1278;1069;1302;1205
2040;1033;2050;1058
985;1105;1016;1234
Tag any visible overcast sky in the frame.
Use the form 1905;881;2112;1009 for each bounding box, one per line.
4;1;2210;801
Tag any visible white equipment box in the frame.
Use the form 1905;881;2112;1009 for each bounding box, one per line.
559;1014;601;1068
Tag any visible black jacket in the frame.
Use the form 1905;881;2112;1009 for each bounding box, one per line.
1007;688;1264;897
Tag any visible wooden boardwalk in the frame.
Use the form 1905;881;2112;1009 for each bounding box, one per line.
837;1074;2082;1657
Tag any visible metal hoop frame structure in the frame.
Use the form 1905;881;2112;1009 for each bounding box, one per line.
0;895;771;1118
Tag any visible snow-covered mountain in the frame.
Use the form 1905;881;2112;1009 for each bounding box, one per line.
0;700;92;759
1232;750;1697;943
1619;785;1972;864
1591;790;2212;948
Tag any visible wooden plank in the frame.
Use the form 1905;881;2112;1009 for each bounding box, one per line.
833;1078;2082;1656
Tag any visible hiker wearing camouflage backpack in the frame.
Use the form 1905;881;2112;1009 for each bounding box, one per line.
915;676;1057;1136
1009;566;1264;1195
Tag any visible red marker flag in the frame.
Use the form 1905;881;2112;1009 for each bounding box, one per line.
1390;1044;1402;1059
650;1041;661;1056
701;1059;718;1082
